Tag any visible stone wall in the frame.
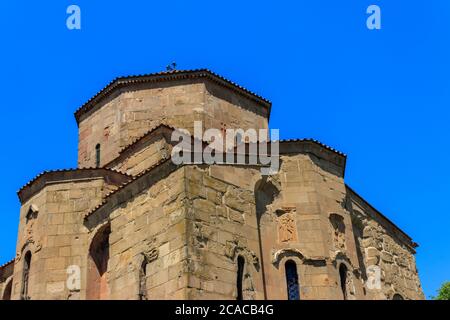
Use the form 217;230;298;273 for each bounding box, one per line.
180;152;365;300
84;163;188;300
202;81;268;134
107;135;169;176
258;153;365;300
7;153;424;300
78;80;268;168
7;69;425;300
349;190;424;300
183;165;264;299
11;177;121;300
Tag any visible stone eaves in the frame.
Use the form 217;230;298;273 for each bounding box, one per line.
17;168;133;204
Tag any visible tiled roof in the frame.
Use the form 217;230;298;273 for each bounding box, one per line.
109;123;176;160
86;138;346;220
74;69;272;123
104;123;346;167
279;138;346;157
84;158;173;220
18;168;133;203
0;258;14;269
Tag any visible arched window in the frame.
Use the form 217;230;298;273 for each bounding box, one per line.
95;144;101;168
393;293;404;300
2;279;12;300
86;225;110;300
236;256;245;300
21;251;32;300
285;260;300;300
138;259;148;300
339;264;348;300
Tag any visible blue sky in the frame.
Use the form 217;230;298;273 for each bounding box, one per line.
0;1;448;299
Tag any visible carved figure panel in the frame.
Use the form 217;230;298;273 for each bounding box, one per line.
276;207;298;243
330;213;346;251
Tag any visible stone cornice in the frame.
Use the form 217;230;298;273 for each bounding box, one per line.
18;168;133;204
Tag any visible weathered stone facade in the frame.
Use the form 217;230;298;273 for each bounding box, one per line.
0;69;423;300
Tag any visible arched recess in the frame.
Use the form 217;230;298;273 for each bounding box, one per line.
339;263;348;300
95;144;101;168
135;246;158;300
271;249;309;300
2;278;13;300
254;178;280;222
393;293;404;300
236;255;245;300
254;177;280;299
336;259;357;300
86;224;111;300
138;258;148;300
21;251;32;300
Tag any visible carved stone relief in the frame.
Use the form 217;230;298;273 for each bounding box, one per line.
276;207;298;243
329;213;346;251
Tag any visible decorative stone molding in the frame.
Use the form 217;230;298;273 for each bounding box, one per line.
271;248;326;268
330;250;360;277
16;237;42;261
224;238;260;270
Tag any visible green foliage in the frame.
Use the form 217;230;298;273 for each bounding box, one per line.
433;281;450;300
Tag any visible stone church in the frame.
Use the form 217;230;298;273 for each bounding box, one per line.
0;69;423;300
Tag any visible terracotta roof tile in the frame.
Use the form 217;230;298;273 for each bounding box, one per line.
105;123;346;168
85;138;346;220
279;138;346;157
0;258;14;269
18;168;133;203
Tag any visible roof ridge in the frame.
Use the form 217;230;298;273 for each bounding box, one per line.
0;258;14;269
106;126;346;169
74;69;272;123
104;122;211;168
279;138;346;157
116;123;176;156
85;157;173;220
17;167;133;195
